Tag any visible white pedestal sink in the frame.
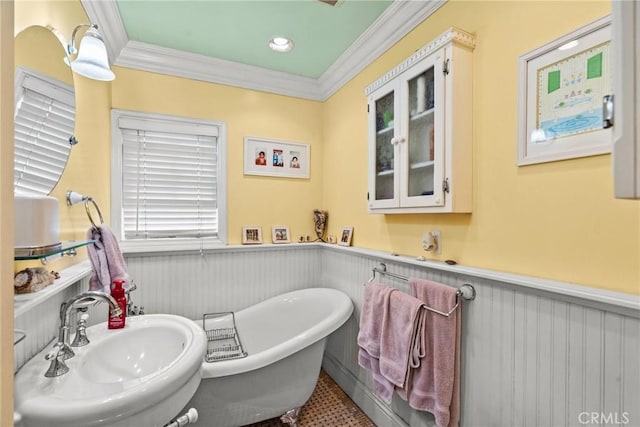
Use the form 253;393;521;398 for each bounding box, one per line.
14;314;207;427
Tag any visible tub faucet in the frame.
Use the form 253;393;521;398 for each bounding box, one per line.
45;291;122;377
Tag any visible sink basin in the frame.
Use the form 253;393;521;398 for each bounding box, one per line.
14;314;207;427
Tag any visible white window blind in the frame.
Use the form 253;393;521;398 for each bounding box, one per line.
14;69;75;195
116;114;221;241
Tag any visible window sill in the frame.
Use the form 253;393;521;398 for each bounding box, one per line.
120;238;226;254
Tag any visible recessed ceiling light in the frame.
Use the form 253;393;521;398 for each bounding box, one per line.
269;36;294;53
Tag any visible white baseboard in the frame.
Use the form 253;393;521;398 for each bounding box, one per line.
321;354;408;427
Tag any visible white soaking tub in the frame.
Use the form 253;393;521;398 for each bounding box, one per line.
184;287;353;426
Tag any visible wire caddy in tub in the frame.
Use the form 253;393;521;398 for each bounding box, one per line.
202;312;248;362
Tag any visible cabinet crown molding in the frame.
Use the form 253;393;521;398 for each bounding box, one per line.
365;27;475;96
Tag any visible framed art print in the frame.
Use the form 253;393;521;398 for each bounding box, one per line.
244;137;310;178
517;16;612;165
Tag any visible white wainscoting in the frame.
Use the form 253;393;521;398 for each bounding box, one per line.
320;246;640;427
123;245;321;319
13;243;639;427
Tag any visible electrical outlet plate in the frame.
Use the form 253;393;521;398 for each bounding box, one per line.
423;231;441;254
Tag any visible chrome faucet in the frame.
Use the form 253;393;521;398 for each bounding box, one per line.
125;282;145;316
45;291;122;377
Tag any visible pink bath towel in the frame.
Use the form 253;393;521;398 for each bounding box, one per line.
402;278;461;427
87;225;130;293
379;290;426;389
357;282;396;401
358;348;396;402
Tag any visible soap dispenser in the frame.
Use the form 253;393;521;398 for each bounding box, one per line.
108;280;127;329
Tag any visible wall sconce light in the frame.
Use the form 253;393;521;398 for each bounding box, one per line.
66;23;115;81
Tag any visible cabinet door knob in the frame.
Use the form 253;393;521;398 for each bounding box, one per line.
390;136;405;145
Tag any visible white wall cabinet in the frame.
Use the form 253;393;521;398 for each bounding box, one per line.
611;1;640;199
365;28;475;213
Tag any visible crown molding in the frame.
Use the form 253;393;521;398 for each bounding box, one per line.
318;0;446;99
364;26;475;95
81;0;128;64
82;0;446;101
117;41;323;100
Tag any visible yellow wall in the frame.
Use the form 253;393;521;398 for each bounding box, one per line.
111;68;324;242
324;0;639;294
5;0;638;423
14;0;96;274
9;0;640;300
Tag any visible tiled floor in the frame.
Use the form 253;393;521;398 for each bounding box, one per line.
245;370;375;426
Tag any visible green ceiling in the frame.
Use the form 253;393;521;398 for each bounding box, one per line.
115;0;393;79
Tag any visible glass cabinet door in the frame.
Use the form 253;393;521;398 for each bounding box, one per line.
368;82;400;209
375;91;395;200
401;53;445;207
366;30;474;213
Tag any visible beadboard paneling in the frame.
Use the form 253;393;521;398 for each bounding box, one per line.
124;245;321;319
14;244;639;427
320;247;640;427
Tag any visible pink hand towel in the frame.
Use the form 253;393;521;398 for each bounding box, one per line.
86;225;130;294
403;278;461;427
379;291;426;389
357;282;395;401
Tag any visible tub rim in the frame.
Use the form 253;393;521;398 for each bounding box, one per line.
198;287;353;378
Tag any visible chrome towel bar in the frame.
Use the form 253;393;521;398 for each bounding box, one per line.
366;262;476;317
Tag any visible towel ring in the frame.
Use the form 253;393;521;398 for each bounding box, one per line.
84;198;104;228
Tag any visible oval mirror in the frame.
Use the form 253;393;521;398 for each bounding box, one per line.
14;25;76;196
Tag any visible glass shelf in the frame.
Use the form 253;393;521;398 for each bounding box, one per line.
410;108;435;121
410;160;435;170
377;169;395;177
376;125;394;136
15;240;95;261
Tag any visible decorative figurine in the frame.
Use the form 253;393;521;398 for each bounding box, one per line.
313;209;328;242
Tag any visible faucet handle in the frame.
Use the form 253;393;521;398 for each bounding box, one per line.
71;308;90;347
45;342;64;361
44;343;70;377
125;282;137;296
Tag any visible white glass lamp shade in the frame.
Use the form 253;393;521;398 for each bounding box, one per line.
70;28;115;81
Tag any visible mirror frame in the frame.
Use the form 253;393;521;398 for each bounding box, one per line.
14;25;77;196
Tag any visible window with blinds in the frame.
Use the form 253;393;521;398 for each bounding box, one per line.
14;67;75;195
112;110;227;249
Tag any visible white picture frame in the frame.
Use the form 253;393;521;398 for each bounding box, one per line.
271;226;291;244
241;226;262;245
338;226;353;247
244;136;310;178
516;15;612;166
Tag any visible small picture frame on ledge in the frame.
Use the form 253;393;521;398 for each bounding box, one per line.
272;226;291;244
339;227;353;247
242;226;262;245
